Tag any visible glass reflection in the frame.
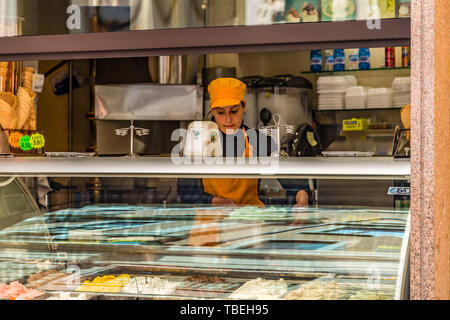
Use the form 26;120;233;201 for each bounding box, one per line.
0;0;409;38
0;175;409;300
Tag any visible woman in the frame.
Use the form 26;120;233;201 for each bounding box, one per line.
178;77;309;207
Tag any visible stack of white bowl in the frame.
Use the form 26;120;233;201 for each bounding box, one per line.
392;77;411;108
367;88;394;109
345;86;369;109
317;76;357;110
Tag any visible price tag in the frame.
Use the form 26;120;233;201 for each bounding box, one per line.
388;187;411;196
30;133;45;149
32;74;45;93
19;135;33;151
8;132;23;148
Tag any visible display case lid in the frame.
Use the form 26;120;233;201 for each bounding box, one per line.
0;157;410;179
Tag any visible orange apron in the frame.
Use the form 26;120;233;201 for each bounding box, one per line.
202;128;264;207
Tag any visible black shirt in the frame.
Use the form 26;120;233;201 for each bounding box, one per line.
177;124;311;205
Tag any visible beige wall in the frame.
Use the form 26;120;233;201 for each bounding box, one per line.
433;0;450;300
410;0;450;300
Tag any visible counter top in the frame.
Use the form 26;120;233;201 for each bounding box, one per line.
0;157;410;180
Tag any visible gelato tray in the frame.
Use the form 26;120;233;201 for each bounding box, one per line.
40;264;324;300
21;263;396;300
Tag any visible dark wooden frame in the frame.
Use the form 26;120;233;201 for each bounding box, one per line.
0;19;410;60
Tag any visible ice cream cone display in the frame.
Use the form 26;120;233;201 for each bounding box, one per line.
16;86;36;130
27;106;37;131
6;62;15;93
0;67;7;92
23;67;34;74
0;92;17;130
401;104;411;140
22;120;30;131
23;80;32;90
22;67;34;90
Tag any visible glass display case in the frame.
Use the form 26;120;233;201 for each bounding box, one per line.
0;0;412;302
3;0;409;37
0;157;410;300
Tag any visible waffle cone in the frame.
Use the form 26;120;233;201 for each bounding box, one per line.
6;63;14;93
0;92;17;130
0;62;8;68
24;67;34;74
401;104;411;140
22;121;30;131
23;80;33;90
0;80;6;92
16;87;36;129
27;106;37;130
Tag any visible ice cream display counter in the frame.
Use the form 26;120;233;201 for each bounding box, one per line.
0;157;410;300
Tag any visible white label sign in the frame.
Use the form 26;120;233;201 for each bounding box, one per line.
32;74;45;93
388;187;411;196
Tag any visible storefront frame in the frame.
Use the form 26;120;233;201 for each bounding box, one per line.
0;1;448;300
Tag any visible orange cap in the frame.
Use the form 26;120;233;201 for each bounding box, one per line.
208;78;246;109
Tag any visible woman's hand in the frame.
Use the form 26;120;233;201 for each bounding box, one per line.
212;197;236;207
295;190;309;207
291;190;309;226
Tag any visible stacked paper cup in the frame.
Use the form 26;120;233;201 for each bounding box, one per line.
0;62;8;92
392;77;411;108
22;67;34;90
317;76;357;110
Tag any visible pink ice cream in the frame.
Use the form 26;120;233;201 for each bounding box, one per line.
0;281;45;300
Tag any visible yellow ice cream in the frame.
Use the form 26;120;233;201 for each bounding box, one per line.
76;274;131;293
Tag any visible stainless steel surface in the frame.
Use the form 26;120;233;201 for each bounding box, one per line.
148;55;200;85
159;56;181;84
95;84;203;121
0;157;411;179
96;120;180;155
244;88;258;129
317;180;394;207
257;87;313;138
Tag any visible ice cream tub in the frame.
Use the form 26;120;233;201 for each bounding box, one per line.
285;1;321;23
321;0;356;21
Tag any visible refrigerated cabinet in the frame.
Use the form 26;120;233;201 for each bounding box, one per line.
0;157;410;300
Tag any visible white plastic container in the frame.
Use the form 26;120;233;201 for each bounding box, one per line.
0;16;24;37
183;121;223;158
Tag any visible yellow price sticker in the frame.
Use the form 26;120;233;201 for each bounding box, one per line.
8;132;23;148
306;131;318;147
30;133;45;149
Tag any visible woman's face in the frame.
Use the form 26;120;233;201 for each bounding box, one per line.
212;103;245;134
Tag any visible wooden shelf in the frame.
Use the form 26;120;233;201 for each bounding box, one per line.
303;67;410;74
340;129;395;137
316;108;403;112
0;19;411;60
